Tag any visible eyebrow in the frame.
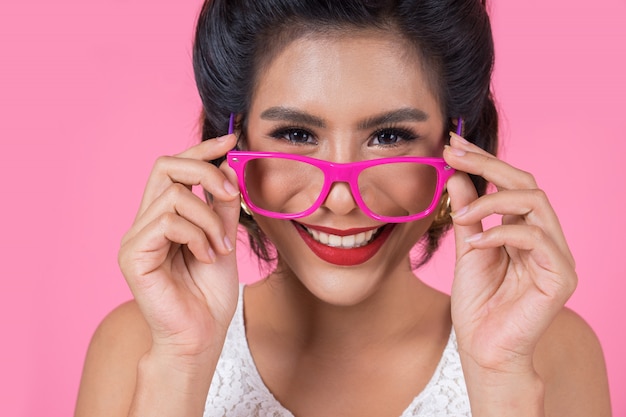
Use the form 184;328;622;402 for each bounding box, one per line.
259;106;429;130
357;108;429;130
260;107;326;128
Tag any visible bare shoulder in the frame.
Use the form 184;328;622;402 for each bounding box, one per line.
534;307;612;417
88;300;152;361
75;300;152;417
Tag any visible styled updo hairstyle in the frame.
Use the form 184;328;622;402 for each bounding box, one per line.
193;0;498;267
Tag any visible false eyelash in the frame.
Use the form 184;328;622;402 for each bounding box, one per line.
370;125;421;147
267;124;422;147
268;125;318;145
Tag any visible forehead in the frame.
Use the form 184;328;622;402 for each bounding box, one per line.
249;30;443;122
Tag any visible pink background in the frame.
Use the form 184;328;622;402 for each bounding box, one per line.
1;1;624;415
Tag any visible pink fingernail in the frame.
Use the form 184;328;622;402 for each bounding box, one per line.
223;236;234;252
451;205;469;218
223;180;239;196
450;131;470;145
445;145;466;157
208;247;217;262
216;134;230;143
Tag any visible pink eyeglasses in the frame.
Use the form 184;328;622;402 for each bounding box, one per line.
226;115;459;223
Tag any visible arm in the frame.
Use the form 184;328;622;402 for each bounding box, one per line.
535;308;611;417
75;301;226;417
444;133;611;416
75;134;242;416
75;302;150;417
458;308;611;417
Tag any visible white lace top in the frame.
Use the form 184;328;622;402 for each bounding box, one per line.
204;286;472;416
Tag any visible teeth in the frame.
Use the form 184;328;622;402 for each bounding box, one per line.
303;226;379;248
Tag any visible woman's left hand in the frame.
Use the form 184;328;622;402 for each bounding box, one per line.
444;132;577;378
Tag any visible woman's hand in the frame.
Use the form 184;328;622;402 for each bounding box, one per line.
444;132;577;414
118;133;241;360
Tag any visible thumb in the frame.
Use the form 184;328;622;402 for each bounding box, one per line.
447;171;483;259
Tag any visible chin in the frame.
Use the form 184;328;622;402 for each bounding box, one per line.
274;245;398;308
258;216;428;306
292;267;385;307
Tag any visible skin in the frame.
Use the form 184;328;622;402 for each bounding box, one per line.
75;31;611;417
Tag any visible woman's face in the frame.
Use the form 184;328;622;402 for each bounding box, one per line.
244;30;447;305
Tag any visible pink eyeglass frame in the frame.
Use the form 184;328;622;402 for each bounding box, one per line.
226;114;460;223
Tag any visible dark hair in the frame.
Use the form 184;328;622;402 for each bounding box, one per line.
193;0;498;267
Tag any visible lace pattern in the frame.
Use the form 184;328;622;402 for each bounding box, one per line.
204;285;471;417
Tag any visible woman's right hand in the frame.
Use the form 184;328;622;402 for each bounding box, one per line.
118;133;241;361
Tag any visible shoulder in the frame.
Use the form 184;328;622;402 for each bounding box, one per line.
75;300;152;416
534;307;611;417
89;300;152;360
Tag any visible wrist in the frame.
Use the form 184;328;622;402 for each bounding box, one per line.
129;348;220;417
148;318;231;365
460;355;545;417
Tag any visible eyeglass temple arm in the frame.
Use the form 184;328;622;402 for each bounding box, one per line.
456;117;464;136
228;113;235;135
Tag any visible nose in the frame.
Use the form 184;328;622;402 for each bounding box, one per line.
321;181;359;216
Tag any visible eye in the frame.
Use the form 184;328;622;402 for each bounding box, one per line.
370;128;418;146
271;127;317;145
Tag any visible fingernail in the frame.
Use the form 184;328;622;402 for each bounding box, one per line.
451;205;469;218
464;233;483;243
223;235;234;252
208;247;217;262
216;134;231;143
445;145;466;157
450;131;470;145
223;180;239;196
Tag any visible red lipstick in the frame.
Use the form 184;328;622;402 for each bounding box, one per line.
294;222;395;266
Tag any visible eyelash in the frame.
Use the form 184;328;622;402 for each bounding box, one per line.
370;127;419;147
270;126;317;145
268;125;421;147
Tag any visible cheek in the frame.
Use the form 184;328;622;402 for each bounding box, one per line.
252;216;294;252
243;157;325;215
357;162;440;218
391;216;437;256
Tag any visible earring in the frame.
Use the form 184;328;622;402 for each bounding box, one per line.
240;198;253;216
433;191;452;224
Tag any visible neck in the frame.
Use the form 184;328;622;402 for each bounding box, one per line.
247;258;448;356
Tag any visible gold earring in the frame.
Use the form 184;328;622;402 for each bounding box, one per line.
240;198;253;216
433;191;452;224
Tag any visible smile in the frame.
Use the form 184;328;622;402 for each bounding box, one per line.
302;225;380;249
293;222;394;266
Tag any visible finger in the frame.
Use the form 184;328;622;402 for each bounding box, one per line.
120;212;218;287
125;182;233;255
139;155;240;217
175;133;237;159
451;186;575;269
213;160;243;254
446;170;484;259
181;161;242;311
449;131;496;159
464;224;577;301
444;137;538;191
138;134;237;216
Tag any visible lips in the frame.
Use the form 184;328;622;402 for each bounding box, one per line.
294;222;395;266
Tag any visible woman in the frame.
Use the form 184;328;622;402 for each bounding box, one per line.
75;0;611;416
